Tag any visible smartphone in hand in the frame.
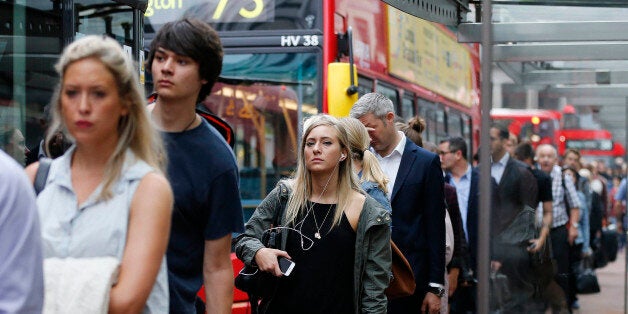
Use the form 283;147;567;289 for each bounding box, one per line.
278;257;295;276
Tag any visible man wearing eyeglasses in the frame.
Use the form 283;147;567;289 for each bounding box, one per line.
439;137;479;314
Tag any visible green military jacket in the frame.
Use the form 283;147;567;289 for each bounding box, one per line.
234;181;392;313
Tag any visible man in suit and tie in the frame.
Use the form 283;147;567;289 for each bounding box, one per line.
439;136;478;313
351;93;445;314
489;123;539;312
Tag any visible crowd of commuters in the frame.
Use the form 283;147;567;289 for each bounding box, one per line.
2;16;627;314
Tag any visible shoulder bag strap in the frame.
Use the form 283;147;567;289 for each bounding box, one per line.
34;158;52;195
272;182;290;227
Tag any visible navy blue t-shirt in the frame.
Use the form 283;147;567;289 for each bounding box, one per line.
163;119;244;313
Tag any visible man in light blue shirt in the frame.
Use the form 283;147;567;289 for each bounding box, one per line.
440;138;473;246
439;136;479;313
0;150;44;313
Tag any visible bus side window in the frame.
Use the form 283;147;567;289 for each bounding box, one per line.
401;92;415;121
357;76;374;97
462;115;473;160
447;110;462;139
375;82;399;113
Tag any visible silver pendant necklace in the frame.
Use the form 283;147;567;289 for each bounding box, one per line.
311;202;334;239
294;169;337;241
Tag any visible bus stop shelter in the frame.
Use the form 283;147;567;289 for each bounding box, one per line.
383;0;628;312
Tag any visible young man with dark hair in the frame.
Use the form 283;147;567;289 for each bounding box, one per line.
147;18;244;313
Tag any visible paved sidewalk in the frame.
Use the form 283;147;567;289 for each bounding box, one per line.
576;249;626;314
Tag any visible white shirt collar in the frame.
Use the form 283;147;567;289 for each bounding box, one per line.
371;131;406;158
381;131;406;158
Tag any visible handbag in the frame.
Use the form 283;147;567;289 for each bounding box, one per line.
576;256;601;294
234;184;289;300
385;240;416;299
529;230;556;289
592;236;608;269
602;227;619;262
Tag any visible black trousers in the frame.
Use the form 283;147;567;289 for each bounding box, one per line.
568;243;583;306
449;284;476;314
550;225;571;311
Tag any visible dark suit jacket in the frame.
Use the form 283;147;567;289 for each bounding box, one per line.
389;139;446;296
491;156;538;237
468;168;479;270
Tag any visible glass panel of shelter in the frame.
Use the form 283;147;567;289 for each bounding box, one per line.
484;3;628;313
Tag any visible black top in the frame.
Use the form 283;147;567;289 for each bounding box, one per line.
530;167;553;203
266;202;356;314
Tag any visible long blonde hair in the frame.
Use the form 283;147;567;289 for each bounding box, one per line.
47;35;166;201
284;114;361;227
339;117;389;194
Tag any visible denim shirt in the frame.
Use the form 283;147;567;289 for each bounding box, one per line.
361;181;392;213
575;190;591;254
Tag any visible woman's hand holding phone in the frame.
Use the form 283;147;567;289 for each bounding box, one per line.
278;257;295;276
254;248;291;277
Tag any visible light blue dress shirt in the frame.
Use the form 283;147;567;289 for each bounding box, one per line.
491;153;509;184
447;164;472;241
0;151;44;313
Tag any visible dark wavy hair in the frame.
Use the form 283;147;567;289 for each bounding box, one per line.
147;18;223;103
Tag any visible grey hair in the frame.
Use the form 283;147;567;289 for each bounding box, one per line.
536;144;557;158
349;92;395;119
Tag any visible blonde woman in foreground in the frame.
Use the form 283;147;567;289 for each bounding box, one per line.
26;35;173;313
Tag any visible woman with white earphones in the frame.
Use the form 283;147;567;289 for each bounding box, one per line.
234;114;392;314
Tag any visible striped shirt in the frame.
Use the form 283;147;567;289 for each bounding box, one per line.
548;164;581;228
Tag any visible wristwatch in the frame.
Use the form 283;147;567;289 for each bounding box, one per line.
427;286;446;298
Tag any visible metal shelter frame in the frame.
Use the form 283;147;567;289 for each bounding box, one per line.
383;1;628;313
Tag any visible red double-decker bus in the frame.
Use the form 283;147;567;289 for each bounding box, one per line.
144;1;480;312
490;108;561;148
145;1;480;215
558;129;625;162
